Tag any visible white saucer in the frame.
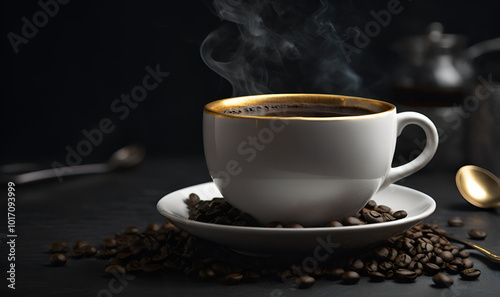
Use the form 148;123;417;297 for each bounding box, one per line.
156;182;436;255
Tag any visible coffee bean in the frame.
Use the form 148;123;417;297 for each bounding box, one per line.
378;261;395;273
325;220;343;227
125;226;140;235
364;211;384;223
224;273;244;285
462;258;474;269
102;238;117;249
324;267;344;280
126;260;142;273
369;271;386;282
348;258;364;272
395;269;417;282
50;253;67;266
296;275;315;289
343;217;364;226
72;240;88;249
432;273;454;287
395;253;412;268
373;246;389;260
143;263;163;273
458;249;470;258
285;223;304;228
266;221;283;228
460;268;481;280
392;210;407;220
382;213;396;222
341;271;360;285
105;265;126;276
468;229;487;240
423;263;441;275
439;251;454;263
49;242;69;253
83;245;97;257
375;205;391;213
447;217;463;227
365;200;377;209
445;263;460;275
364;259;378;274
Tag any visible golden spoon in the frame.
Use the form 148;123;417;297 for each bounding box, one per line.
444;233;500;263
456;165;500;209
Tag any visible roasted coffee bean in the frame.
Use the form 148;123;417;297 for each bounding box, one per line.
378;261;395;273
223;273;244;285
365;200;377;209
384;270;395;279
432;273;454;287
125;260;142;273
348;258;364;272
198;267;216;280
146;222;160;232
364;259;378;274
105;265;126;276
97;249;118;259
50;253;67;266
458;249;470;258
408;261;423;272
124;226;140;235
49;242;69;253
462;258;474;269
369;271;385;282
447;217;463;227
460;268;481;280
364;211;384;223
394;269;417;282
423;263;441;275
102;238;117;249
83;245;97;257
382;213;396;222
143;263;163;273
392;210;407;220
375;205;391;213
343;216;364;226
373;246;389;260
341;271;360;285
266;221;283;228
468;229;487;240
324;267;344;280
439;251;454;263
70;248;84;259
445;263;460;274
72;240;88;249
285;223;304;228
295;275;316;289
325;220;343;227
395;253;412;268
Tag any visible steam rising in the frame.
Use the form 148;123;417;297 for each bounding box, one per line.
201;0;362;96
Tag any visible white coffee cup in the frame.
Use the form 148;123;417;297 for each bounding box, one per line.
203;94;438;226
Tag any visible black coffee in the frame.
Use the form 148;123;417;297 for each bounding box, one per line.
222;104;376;117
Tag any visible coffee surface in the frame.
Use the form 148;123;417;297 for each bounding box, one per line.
222;104;376;117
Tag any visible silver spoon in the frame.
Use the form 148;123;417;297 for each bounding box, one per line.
11;144;145;184
456;165;500;209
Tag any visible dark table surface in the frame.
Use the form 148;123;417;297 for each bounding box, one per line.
3;155;500;297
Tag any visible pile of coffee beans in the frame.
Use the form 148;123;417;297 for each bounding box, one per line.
46;197;487;290
185;194;408;227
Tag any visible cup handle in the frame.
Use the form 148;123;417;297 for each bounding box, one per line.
379;112;439;190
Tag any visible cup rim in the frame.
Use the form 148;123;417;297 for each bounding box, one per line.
203;93;396;120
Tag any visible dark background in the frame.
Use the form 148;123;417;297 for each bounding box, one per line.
1;0;499;165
